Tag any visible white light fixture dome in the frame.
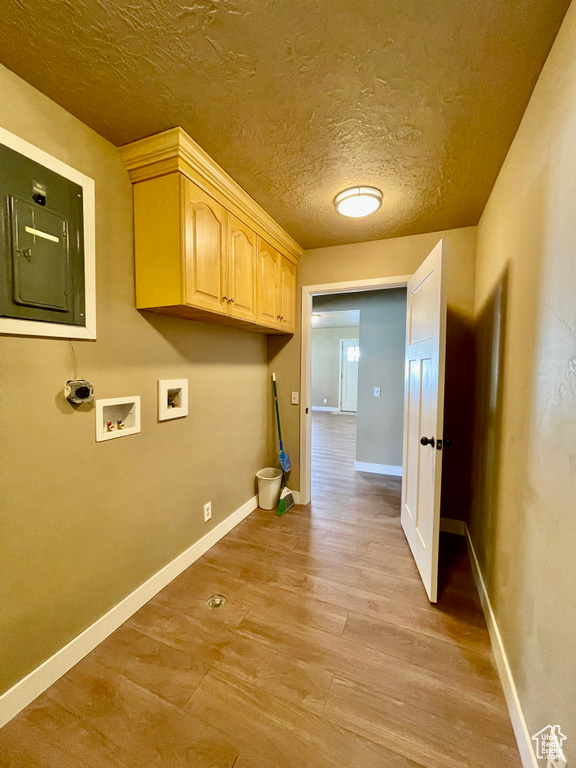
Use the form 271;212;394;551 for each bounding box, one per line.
334;186;383;218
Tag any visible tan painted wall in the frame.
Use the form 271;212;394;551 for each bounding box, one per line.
355;291;405;469
312;291;406;468
470;4;576;758
311;327;359;408
0;64;268;694
268;225;477;521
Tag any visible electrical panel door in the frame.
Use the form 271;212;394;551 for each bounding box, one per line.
10;197;69;311
0;143;85;325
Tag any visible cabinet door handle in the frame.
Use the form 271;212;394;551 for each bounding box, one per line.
223;295;229;301
229;297;235;303
420;436;435;447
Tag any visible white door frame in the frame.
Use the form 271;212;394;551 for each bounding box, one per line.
338;338;359;412
300;276;411;505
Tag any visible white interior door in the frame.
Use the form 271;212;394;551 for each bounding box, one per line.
340;339;359;412
401;240;447;603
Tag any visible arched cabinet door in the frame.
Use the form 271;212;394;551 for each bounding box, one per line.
227;214;257;322
257;238;280;328
184;179;226;314
278;254;296;333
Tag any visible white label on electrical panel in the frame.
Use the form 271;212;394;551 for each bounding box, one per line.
25;226;60;243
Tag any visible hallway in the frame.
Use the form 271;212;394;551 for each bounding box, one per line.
311;409;399;501
0;417;521;768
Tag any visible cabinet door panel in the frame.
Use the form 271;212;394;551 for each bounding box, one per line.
228;215;256;321
257;239;279;328
184;180;225;313
278;255;296;333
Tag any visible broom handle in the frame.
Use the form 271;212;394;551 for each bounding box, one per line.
272;373;283;445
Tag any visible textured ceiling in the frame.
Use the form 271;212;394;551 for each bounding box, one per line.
0;0;569;248
312;310;360;329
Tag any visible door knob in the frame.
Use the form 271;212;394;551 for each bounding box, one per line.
420;436;435;447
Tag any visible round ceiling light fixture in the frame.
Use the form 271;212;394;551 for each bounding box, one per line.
334;186;383;218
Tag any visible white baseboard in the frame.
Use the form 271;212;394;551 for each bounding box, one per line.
464;527;538;768
311;405;335;412
290;490;301;504
354;460;402;477
439;517;467;535
0;494;258;729
439;518;537;766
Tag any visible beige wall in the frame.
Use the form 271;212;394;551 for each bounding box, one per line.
312;291;406;468
357;290;405;469
268;225;477;521
0;65;268;694
311;326;359;408
470;3;576;758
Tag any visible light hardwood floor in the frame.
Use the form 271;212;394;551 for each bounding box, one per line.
0;412;521;767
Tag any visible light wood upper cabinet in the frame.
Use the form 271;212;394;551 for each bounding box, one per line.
122;128;301;334
256;239;296;333
227;214;256;322
257;239;279;328
278;255;296;333
184;179;226;314
133;173;183;310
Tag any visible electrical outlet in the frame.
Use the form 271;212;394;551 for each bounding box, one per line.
203;502;212;522
374;387;381;397
291;391;299;405
324;398;327;404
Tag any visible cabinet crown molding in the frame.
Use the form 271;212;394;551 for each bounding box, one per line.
119;127;302;264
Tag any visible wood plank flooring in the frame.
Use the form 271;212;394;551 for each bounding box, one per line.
0;411;522;767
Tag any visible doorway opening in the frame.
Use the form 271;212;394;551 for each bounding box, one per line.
310;309;360;415
301;242;448;602
309;288;407;505
339;338;360;413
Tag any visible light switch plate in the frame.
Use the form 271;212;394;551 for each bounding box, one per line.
374;387;381;397
291;391;299;405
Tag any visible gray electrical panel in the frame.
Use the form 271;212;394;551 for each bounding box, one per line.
0;143;85;326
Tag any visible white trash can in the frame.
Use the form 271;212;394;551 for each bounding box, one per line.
256;468;283;510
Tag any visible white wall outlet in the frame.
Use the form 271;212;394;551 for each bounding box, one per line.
291;391;299;405
324;398;327;404
203;502;212;522
374;387;381;397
